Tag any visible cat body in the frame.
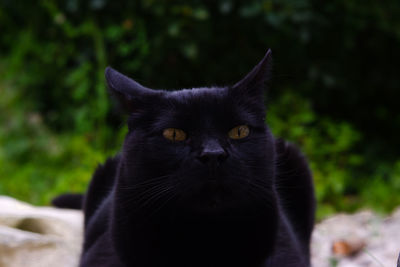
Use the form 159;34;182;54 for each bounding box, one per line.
76;50;315;267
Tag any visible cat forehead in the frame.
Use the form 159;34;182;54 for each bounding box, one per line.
154;86;248;130
165;86;229;103
159;87;237;124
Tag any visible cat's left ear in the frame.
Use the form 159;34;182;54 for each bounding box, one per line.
105;67;159;113
231;49;272;98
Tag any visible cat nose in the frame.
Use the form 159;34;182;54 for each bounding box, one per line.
197;139;228;165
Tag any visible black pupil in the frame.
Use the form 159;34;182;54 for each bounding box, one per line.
237;127;241;137
173;129;176;140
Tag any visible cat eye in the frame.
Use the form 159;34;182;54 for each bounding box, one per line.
228;125;250;140
163;128;187;142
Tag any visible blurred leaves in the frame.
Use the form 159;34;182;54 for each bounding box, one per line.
267;91;399;218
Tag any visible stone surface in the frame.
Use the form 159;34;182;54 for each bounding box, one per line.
0;196;399;267
0;196;83;267
311;209;400;267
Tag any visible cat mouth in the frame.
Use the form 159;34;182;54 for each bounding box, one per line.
194;181;226;210
205;167;225;181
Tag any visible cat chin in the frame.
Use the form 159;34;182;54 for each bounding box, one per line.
176;195;277;221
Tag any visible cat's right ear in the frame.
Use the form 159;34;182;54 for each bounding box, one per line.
230;49;272;99
105;67;158;113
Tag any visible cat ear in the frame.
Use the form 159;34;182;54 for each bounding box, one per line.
231;49;272;97
105;67;158;113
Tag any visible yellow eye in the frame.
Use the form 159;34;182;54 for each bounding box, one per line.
163;128;187;142
228;125;250;140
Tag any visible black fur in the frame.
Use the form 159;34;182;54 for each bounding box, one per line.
52;193;83;209
65;50;315;267
397;252;400;267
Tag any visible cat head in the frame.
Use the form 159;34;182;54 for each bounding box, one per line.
106;50;276;216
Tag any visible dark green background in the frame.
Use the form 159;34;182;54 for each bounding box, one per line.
1;0;399;218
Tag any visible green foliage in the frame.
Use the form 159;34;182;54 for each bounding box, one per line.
268;91;400;218
0;0;399;216
0;81;126;204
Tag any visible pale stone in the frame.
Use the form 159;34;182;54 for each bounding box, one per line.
311;208;400;267
0;196;83;267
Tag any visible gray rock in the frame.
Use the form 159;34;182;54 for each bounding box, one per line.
0;196;83;267
311;209;400;267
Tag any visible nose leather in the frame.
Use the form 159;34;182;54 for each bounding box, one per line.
197;139;228;164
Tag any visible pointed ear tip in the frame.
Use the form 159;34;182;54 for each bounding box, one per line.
104;67;120;91
105;66;116;77
265;49;272;59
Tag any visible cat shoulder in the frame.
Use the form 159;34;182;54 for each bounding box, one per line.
83;154;120;225
274;138;311;175
274;138;315;255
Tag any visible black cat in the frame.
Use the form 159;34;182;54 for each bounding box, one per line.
53;50;315;267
